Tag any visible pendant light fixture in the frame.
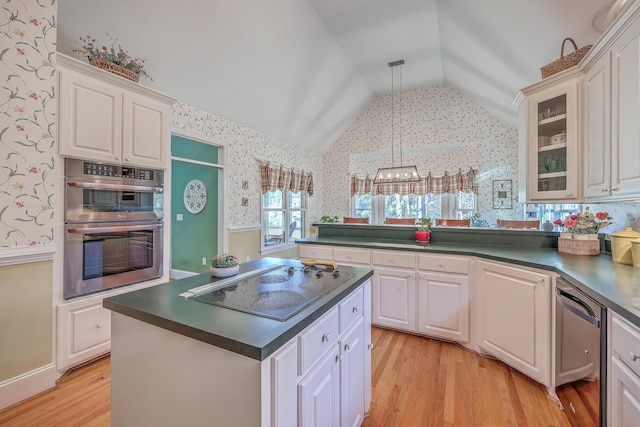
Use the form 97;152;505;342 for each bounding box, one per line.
374;59;421;184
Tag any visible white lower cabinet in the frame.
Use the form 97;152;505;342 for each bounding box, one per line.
340;318;365;427
371;266;416;331
57;294;112;371
299;343;342;427
417;271;469;342
475;259;551;386
610;312;640;426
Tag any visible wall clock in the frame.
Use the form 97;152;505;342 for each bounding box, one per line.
184;179;207;214
492;179;512;209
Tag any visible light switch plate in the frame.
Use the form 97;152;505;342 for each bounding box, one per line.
177;213;184;221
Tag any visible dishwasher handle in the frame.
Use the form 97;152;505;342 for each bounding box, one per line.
557;288;601;328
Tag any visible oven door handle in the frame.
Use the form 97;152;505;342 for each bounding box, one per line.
67;181;163;193
556;288;601;328
67;224;163;234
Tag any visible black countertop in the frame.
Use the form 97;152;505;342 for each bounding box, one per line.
298;235;640;328
103;257;373;361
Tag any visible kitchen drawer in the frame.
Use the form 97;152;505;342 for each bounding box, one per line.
371;250;416;269
298;306;339;375
418;254;469;274
612;314;640;378
298;244;332;261
333;247;370;265
70;303;111;353
339;287;364;333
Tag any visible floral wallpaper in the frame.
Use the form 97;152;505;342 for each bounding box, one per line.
171;102;323;227
0;0;56;248
322;84;520;225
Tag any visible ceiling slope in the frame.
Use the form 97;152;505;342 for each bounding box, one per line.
57;0;611;153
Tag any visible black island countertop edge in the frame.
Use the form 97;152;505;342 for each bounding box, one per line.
104;258;374;361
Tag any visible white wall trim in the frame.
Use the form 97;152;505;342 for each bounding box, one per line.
0;363;57;410
0;245;56;267
228;224;261;233
170;127;228;147
261;242;296;256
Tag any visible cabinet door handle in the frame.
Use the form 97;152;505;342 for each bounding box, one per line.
537;278;544;282
612;187;620;192
321;333;331;342
96;324;103;328
344;343;352;352
352;306;359;313
631;352;639;361
566;193;573;198
368;343;374;350
601;188;610;193
335;354;342;363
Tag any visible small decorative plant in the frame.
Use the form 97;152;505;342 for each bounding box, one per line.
417;217;433;232
553;208;612;234
210;254;238;268
320;215;340;223
74;34;152;80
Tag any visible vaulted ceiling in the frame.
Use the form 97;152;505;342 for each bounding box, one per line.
57;0;613;153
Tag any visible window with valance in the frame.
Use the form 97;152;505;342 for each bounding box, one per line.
260;163;314;195
350;168;478;197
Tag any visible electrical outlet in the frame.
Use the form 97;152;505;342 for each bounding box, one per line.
177;213;184;221
202;257;207;266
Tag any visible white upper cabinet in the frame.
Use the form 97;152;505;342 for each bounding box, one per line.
610;12;640;199
583;51;612;199
519;74;582;202
57;54;175;169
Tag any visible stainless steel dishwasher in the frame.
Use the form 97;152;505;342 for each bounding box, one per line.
555;276;607;427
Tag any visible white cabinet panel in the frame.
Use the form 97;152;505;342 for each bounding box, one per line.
298;245;332;261
611;357;640;427
417;272;469;342
371;250;416;269
333;247;370;266
371;267;416;331
298;307;339;376
475;260;551;386
340;318;365;427
299;343;341;427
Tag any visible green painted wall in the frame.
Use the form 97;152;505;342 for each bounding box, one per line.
171;136;219;273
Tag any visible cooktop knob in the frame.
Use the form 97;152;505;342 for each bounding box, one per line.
302;266;311;274
286;266;295;275
315;270;323;278
332;270;340;278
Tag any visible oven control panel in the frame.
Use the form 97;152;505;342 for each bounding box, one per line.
83;162;155;180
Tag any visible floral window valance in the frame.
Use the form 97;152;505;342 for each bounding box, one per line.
350;168;478;197
260;163;314;195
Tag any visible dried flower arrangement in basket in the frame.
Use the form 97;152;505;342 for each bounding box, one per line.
553;208;612;256
74;34;152;83
541;38;592;79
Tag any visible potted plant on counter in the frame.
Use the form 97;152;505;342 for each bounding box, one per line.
415;217;433;241
210;254;239;278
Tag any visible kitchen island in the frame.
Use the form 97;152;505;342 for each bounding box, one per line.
104;257;373;427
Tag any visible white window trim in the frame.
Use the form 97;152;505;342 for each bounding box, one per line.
261;190;307;253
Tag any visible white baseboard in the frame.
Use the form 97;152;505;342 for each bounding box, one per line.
0;364;57;410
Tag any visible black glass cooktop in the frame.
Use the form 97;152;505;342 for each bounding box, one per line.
189;264;355;321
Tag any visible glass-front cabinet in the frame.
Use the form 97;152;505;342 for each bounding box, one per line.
522;76;581;202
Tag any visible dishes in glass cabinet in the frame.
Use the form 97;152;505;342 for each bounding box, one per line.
550;132;566;145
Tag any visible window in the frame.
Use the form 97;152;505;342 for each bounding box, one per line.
352;192;476;224
262;190;306;251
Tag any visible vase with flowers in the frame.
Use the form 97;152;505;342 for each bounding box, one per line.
415;217;433;241
73;34;152;83
553;208;612;255
210;254;239;278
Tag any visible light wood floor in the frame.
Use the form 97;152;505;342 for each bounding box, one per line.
0;327;571;426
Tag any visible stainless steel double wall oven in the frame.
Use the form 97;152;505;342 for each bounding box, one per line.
64;158;164;299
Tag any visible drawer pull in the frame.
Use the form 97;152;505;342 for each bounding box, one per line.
352;306;359;313
335;354;342;363
631;352;639;361
321;333;331;343
368;343;374;350
439;263;445;267
97;324;103;329
344;343;352;352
